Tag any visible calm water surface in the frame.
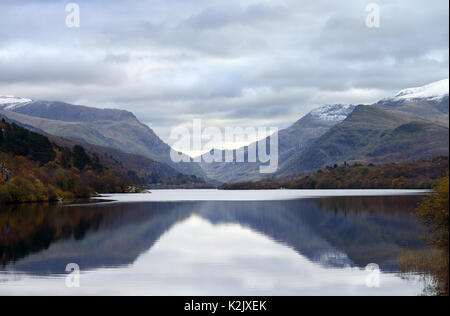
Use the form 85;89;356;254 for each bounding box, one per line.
0;190;432;295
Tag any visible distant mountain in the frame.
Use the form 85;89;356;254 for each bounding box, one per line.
0;114;209;190
375;79;449;127
0;95;32;110
0;99;205;179
389;79;449;101
2;79;447;184
278;102;449;176
199;104;356;183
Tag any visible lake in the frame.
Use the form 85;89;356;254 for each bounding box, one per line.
0;189;433;296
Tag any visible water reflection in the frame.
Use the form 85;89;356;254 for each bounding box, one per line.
1;196;426;274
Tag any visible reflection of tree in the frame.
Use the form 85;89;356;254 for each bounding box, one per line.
199;197;428;271
0;196;433;277
0;202;194;269
399;249;448;296
405;173;449;296
298;196;428;270
310;195;424;215
0;203;107;265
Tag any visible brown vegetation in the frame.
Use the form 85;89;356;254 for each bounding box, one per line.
220;156;449;190
415;173;449;295
0;119;131;204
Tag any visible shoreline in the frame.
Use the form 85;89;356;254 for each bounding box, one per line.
92;188;430;203
1;188;431;206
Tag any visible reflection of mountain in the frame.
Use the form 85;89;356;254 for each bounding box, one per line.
0;196;427;274
197;196;426;270
295;196;427;269
196;201;354;268
0;202;195;274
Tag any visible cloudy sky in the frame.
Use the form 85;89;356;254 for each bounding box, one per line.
0;0;448;151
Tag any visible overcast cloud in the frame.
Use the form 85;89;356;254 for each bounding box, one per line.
0;0;448;151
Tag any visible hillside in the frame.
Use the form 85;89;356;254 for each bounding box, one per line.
220;156;449;190
0;100;205;179
0;119;210;204
50;136;210;187
375;79;449;127
278;104;449;176
1;80;448;184
0;111;210;182
199;104;355;183
0;119;131;203
204;80;449;182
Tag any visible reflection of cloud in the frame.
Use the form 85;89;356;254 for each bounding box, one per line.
0;216;424;296
0;0;448;146
0;194;431;295
313;251;353;269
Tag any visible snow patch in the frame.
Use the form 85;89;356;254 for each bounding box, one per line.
310;104;356;122
393;79;449;101
0;95;33;110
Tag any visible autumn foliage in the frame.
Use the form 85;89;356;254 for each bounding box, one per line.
220;156;449;190
416;173;449;295
0;119;131;204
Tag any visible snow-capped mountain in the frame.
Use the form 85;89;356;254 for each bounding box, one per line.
392;79;449;101
0;95;32;110
310;104;356;122
200;103;356;183
375;79;449;127
0;96;206;178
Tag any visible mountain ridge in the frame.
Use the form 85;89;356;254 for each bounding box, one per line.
198;104;356;183
278;103;449;176
0;101;206;179
2;78;448;184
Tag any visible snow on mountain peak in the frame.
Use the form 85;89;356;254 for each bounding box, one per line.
310;104;356;122
393;79;449;101
0;95;33;110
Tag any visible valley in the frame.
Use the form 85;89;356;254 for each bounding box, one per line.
0;79;449;198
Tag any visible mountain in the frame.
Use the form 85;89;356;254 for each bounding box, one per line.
199;104;356;183
389;78;449;101
375;79;449;127
278;80;449;176
0;96;32;110
220;156;449;190
2;79;447;184
0;118;133;203
0;99;205;178
0;117;209;203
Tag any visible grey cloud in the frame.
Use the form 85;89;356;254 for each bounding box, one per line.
182;3;290;30
0;0;448;146
0;49;126;85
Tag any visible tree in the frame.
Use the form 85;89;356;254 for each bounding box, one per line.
60;147;72;169
91;153;103;172
417;173;449;251
416;172;449;296
72;145;91;171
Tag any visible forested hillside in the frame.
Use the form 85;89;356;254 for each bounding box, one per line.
0;119;210;204
0;119;132;203
220;156;449;190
